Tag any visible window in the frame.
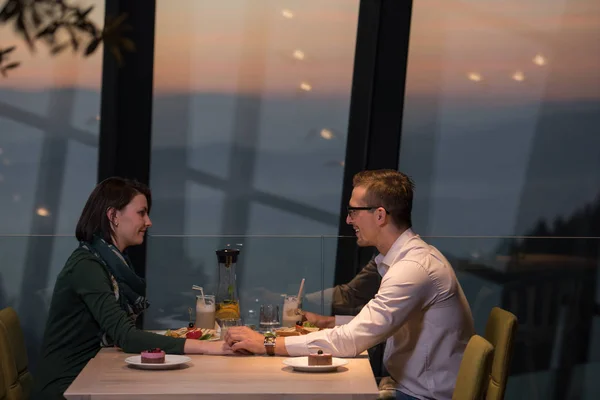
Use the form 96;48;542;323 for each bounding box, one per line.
146;0;360;327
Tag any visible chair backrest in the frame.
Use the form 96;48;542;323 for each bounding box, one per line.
484;307;518;400
0;321;24;400
0;308;31;399
452;335;494;400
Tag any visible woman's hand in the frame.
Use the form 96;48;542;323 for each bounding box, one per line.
184;339;235;355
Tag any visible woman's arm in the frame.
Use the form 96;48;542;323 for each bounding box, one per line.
184;339;234;355
69;258;231;355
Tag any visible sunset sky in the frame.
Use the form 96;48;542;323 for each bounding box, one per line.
0;0;598;99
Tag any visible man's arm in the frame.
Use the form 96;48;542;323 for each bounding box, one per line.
285;261;433;357
331;258;381;315
226;261;433;357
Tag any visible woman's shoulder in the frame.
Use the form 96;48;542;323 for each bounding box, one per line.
61;247;109;279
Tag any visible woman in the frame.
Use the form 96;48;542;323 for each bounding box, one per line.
32;177;231;399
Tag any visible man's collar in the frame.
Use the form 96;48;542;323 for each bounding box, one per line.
374;228;416;276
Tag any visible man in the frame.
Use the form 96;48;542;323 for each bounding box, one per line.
225;170;474;400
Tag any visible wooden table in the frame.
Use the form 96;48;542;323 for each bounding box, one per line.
64;348;379;399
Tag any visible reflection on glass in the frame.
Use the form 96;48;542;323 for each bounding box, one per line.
533;54;546;66
36;207;51;217
292;49;305;60
467;72;482;82
299;81;312;91
281;9;294;19
512;71;525;82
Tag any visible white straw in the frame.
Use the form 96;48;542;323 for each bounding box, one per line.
296;278;305;305
192;285;205;304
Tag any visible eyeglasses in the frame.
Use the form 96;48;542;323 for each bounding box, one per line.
347;206;390;218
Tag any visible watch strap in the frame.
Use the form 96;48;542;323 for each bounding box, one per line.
264;335;276;356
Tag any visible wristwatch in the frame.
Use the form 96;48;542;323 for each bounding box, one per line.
264;335;276;356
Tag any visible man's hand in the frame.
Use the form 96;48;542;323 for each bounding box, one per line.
302;311;335;329
224;326;266;355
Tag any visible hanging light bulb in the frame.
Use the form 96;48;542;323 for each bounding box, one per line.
292;50;305;61
299;82;312;92
36;207;51;217
512;71;525;82
467;72;483;82
320;129;334;140
533;54;546;66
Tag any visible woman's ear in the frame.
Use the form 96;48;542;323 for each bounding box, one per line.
106;207;118;228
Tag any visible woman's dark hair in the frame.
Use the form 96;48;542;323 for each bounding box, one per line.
75;177;152;243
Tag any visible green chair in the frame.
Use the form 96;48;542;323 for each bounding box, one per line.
0;308;31;399
484;307;518;400
452;335;494;400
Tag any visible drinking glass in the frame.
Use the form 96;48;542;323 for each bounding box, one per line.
195;295;216;329
282;295;302;327
259;304;280;332
220;318;242;339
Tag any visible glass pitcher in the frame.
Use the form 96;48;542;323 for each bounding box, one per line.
215;247;241;321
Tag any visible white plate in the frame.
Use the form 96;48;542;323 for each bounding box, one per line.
282;356;348;372
125;355;191;370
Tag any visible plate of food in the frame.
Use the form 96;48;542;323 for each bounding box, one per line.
274;322;321;337
125;348;191;370
282;351;348;372
163;326;219;341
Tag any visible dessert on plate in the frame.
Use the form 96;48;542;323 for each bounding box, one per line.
308;349;332;366
141;348;166;364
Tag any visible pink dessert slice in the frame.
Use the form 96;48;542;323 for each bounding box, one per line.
141;348;166;364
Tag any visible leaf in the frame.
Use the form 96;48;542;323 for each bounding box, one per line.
66;26;79;51
3;62;20;70
84;37;101;56
35;24;57;38
31;7;41;27
109;46;122;66
0;46;16;56
120;37;135;52
50;42;69;55
199;333;212;341
79;5;94;19
0;0;19;22
16;14;34;49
